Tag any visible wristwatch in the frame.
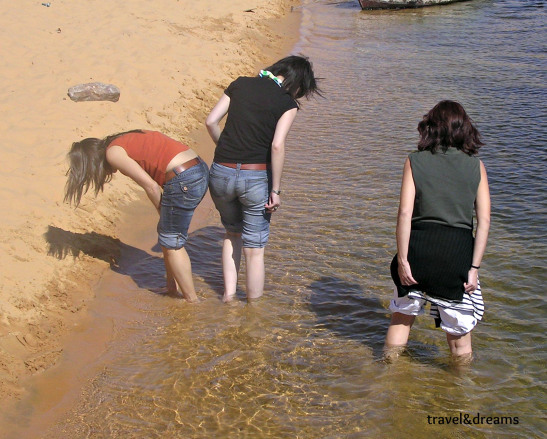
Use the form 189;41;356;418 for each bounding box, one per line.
272;189;281;195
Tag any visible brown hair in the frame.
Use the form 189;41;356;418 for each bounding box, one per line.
64;130;143;206
417;100;483;155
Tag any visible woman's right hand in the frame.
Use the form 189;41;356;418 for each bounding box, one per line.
398;259;418;286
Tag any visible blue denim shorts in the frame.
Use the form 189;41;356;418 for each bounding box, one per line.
157;159;209;249
208;162;271;248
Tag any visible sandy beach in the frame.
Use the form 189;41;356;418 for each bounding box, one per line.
0;0;300;405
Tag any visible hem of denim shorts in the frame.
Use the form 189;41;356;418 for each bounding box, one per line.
158;234;189;250
242;243;267;249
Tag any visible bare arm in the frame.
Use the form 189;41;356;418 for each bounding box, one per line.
396;158;418;286
106;145;163;214
205;93;230;144
464;160;491;293
265;108;298;212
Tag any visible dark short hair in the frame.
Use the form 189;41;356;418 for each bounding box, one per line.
417;100;483;155
265;55;321;102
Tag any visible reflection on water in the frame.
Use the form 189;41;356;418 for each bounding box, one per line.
12;0;547;437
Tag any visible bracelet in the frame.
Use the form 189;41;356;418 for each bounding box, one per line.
272;189;281;195
470;264;480;269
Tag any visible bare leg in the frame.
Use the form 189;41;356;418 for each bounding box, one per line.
243;246;265;301
446;331;473;357
222;232;242;302
385;312;415;346
162;247;198;302
163;253;178;295
384;312;415;360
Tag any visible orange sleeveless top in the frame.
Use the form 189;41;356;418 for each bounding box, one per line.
108;130;189;186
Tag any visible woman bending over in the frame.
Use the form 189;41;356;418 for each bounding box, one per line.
65;129;209;302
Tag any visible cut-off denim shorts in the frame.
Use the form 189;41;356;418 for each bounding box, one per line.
157;159;209;250
208;162;271;248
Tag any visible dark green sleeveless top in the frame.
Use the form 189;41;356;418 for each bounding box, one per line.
409;148;480;230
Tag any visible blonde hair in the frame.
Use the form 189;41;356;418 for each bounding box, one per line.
64;130;143;206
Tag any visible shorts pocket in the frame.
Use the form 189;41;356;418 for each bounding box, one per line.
179;176;208;206
209;174;230;198
242;177;269;206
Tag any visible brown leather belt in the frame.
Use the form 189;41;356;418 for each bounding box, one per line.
165;157;200;183
217;162;270;170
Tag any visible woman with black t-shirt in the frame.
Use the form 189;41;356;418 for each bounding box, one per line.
205;55;320;302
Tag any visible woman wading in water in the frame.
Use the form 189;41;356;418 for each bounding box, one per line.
205;55;321;302
385;101;491;361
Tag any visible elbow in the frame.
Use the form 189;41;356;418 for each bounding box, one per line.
271;141;285;155
205;114;218;130
398;208;413;222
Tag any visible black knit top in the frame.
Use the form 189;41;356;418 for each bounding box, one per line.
213;76;297;164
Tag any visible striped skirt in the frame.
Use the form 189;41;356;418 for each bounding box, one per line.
407;281;485;325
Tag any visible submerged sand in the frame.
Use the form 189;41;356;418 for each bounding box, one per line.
0;0;300;403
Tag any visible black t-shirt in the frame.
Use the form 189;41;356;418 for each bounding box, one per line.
213;76;298;164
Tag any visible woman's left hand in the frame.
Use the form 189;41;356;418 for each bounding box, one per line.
265;192;281;213
464;268;479;294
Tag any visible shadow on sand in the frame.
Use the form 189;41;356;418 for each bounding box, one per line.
44;225;226;298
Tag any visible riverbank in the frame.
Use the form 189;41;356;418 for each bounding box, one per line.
0;0;300;405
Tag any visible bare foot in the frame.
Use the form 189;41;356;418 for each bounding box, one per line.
450;351;473;368
166;289;182;298
151;286;178;296
382;344;406;363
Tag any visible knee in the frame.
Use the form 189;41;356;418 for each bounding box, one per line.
447;332;473;356
243;246;265;260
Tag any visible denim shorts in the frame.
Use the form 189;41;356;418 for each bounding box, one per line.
208;162;271;248
157;159;209;249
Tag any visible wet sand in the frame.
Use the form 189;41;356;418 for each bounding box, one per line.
0;0;301;428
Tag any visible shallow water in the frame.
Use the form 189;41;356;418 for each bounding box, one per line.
7;0;547;437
